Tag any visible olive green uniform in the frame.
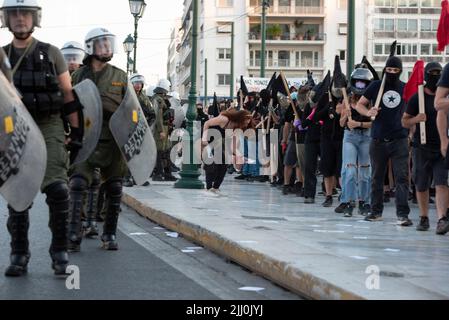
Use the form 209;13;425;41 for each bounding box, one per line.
71;63;128;185
153;94;171;151
137;90;155;127
4;38;69;192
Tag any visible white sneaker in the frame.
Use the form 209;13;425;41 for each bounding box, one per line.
211;189;227;197
204;189;219;197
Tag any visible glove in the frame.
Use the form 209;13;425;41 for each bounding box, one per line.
307;108;317;121
281;142;288;154
294;119;302;129
67;127;83;165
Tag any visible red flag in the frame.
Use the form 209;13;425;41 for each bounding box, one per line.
403;60;424;103
437;0;449;52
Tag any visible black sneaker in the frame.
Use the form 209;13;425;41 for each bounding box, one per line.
234;174;248;180
304;197;315;204
358;202;371;216
282;185;292;195
416;216;430;231
365;213;383;222
322;196;333;207
335;203;349;214
436;217;449;235
344;204;354;218
397;217;413;227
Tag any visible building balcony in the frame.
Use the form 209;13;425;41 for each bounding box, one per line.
248;5;324;17
179;44;192;67
179;66;191;85
248;58;323;69
248;32;326;44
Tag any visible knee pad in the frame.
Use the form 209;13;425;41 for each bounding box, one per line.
69;175;88;192
44;182;69;203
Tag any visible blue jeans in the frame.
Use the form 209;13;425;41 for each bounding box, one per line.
340;129;372;203
242;138;260;176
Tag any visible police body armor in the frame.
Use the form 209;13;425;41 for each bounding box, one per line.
5;42;64;119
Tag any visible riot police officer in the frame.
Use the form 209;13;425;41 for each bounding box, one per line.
1;0;82;276
153;78;177;181
68;27;128;252
130;73;155;128
61;41;85;75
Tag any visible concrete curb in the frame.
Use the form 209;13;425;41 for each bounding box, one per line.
123;192;365;300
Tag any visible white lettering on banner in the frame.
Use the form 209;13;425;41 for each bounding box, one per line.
236;77;317;93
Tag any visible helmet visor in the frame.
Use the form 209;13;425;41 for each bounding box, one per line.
63;53;84;65
1;7;40;30
355;81;367;90
93;35;116;58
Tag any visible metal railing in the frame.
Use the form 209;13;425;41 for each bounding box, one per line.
248;32;326;41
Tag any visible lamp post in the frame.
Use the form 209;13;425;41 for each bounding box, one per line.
175;0;204;189
260;0;270;78
123;34;134;75
129;0;147;73
128;57;134;76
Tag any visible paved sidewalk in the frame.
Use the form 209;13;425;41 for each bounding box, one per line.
123;177;449;300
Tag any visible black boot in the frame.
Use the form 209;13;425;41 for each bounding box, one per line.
96;183;106;222
5;206;30;277
101;178;123;251
68;176;87;252
84;173;100;238
46;182;70;276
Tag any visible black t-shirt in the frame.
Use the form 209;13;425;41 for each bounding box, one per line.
363;80;408;140
405;92;440;149
284;104;305;143
302;103;322;144
437;63;449;88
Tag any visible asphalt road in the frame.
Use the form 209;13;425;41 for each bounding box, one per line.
0;194;300;300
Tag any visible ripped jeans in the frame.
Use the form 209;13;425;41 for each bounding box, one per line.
340;129;372;203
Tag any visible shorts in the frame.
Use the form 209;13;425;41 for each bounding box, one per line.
320;138;342;178
413;147;448;192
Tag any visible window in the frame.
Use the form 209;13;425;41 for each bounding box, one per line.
397;43;417;55
421;0;440;8
217;74;231;86
217;48;231;60
374;18;394;31
217;22;232;33
278;50;290;67
375;0;394;6
339;50;346;61
374;44;383;55
421;19;431;31
338;23;347;35
398;0;418;7
397;19;417;31
218;0;233;7
301;51;313;67
338;0;347;9
421;44;431;55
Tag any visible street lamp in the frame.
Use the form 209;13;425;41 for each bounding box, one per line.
128;57;134;76
123;34;134;75
129;0;147;73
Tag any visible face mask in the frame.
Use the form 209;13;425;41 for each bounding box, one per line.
385;72;400;85
355;81;367;90
425;74;440;92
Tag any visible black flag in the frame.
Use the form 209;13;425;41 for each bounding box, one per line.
361;56;380;81
389;40;397;57
209;92;220;117
332;55;347;89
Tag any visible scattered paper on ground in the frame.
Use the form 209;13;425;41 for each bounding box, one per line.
165;232;179;238
239;287;265;292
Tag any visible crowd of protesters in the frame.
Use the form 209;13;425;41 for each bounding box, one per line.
195;52;449;236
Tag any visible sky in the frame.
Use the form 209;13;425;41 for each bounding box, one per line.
0;0;184;85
